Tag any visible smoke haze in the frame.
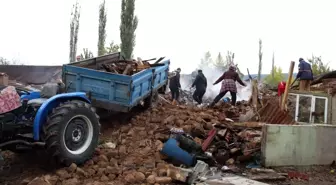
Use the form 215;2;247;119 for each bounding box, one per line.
179;65;252;101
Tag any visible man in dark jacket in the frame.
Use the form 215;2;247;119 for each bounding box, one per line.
169;68;181;104
296;58;313;91
210;66;246;107
192;70;207;104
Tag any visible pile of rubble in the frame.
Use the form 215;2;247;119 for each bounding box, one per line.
164;89;213;105
22;100;277;185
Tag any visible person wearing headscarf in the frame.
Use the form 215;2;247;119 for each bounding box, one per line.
169;68;181;104
191;70;207;104
210;66;246;107
278;81;286;107
296;58;313;91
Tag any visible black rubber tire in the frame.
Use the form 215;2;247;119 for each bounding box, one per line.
143;91;158;109
43;100;100;166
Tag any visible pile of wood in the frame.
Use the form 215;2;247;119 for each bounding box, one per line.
74;52;166;76
98;57;166;75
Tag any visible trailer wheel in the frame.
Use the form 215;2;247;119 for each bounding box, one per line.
143;91;159;109
43;100;100;166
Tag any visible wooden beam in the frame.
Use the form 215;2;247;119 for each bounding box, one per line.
252;79;258;110
122;64;132;75
281;61;295;110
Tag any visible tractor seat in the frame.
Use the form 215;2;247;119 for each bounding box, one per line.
27;98;48;106
26;83;61;106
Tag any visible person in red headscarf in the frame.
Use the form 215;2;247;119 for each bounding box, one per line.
210;66;246;107
278;81;286;107
278;81;286;96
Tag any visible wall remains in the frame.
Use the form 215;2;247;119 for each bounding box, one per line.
261;124;336;167
331;96;336;124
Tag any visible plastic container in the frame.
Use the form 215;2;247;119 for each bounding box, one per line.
161;138;196;167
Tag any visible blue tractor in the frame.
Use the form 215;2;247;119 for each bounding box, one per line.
0;83;100;166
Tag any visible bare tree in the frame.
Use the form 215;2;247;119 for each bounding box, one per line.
199;51;212;69
214;52;225;71
272;51;275;79
225;51;235;66
258;39;263;81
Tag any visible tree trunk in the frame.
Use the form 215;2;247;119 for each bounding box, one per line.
258;39;263;82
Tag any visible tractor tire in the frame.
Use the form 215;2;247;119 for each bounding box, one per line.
43;100;100;166
143;91;159;109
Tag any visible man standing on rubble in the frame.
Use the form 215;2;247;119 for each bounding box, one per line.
191;70;207;105
210;66;246;107
169;68;181;105
296;58;313;91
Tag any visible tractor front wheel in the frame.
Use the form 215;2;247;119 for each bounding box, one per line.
44;100;100;166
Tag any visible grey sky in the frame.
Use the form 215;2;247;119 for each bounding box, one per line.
0;0;335;74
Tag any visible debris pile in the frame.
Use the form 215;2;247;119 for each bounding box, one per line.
291;70;336;95
20;101;279;185
320;78;336;95
171;89;213;105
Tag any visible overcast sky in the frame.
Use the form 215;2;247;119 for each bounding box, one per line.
0;0;335;74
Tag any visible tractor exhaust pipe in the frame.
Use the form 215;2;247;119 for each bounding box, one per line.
0;140;45;148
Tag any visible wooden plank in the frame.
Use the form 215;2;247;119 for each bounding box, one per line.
252;79;258;110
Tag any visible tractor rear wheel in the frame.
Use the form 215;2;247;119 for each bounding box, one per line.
43;100;100;166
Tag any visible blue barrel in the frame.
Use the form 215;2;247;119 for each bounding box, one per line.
161;138;196;167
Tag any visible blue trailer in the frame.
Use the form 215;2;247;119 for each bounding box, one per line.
62;53;170;112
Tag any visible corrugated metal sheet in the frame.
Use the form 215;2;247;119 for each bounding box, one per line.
254;101;296;125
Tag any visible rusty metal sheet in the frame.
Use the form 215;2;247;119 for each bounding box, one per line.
253;101;296;125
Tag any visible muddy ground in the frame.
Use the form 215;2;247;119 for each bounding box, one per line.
0;103;335;185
